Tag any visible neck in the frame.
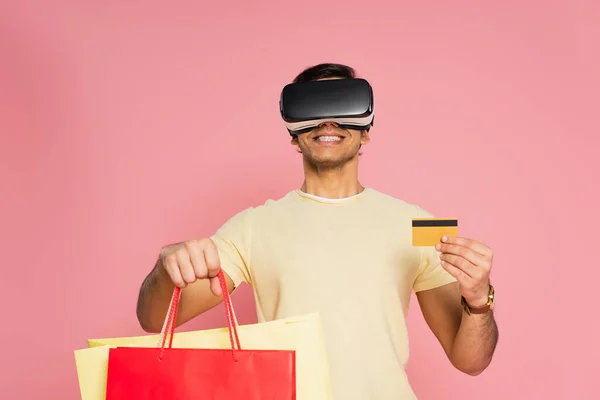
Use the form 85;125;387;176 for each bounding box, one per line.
300;157;364;199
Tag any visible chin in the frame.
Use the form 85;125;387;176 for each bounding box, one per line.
305;155;353;169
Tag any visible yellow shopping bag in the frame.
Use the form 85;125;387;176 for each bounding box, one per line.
74;285;334;400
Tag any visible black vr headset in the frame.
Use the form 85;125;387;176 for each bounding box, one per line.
279;78;374;136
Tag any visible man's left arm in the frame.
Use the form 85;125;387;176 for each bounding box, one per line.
415;236;499;376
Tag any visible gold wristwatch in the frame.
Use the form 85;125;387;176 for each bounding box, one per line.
461;284;495;315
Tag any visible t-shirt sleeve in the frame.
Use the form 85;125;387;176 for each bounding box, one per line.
412;207;457;292
209;207;254;289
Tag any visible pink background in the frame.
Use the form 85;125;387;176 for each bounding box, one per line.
1;1;598;399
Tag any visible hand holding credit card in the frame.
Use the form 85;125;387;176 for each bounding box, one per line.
411;217;497;318
412;218;458;246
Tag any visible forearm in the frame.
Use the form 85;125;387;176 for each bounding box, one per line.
136;259;176;333
449;310;498;375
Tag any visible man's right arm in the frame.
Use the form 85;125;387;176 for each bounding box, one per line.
136;238;235;333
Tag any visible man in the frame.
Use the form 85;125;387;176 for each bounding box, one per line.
136;63;498;399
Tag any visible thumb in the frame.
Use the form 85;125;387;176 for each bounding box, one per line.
209;276;223;297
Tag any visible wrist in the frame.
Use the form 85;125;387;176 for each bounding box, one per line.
463;295;489;308
464;284;491;307
462;284;495;315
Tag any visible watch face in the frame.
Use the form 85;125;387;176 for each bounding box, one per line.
488;286;495;307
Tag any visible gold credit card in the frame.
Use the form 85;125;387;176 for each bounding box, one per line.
412;218;458;246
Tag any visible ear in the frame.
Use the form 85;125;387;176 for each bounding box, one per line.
290;135;302;153
360;130;371;145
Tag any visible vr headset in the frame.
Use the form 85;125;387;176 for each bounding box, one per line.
279;78;374;136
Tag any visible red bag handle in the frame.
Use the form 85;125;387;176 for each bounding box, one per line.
157;270;242;361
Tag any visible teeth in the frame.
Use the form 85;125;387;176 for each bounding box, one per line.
317;136;342;142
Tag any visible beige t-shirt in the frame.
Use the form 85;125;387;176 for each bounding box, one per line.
210;188;456;399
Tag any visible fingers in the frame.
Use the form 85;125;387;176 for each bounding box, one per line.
203;240;224;297
163;253;186;288
436;236;493;280
436;236;493;277
200;238;221;279
439;253;479;279
436;242;486;268
209;276;223;297
437;235;494;306
161;239;223;292
441;235;493;258
187;241;208;279
176;249;197;284
440;259;472;284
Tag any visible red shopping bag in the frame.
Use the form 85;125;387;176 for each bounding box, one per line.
105;271;296;399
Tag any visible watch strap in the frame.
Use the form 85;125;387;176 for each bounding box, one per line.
462;285;494;315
